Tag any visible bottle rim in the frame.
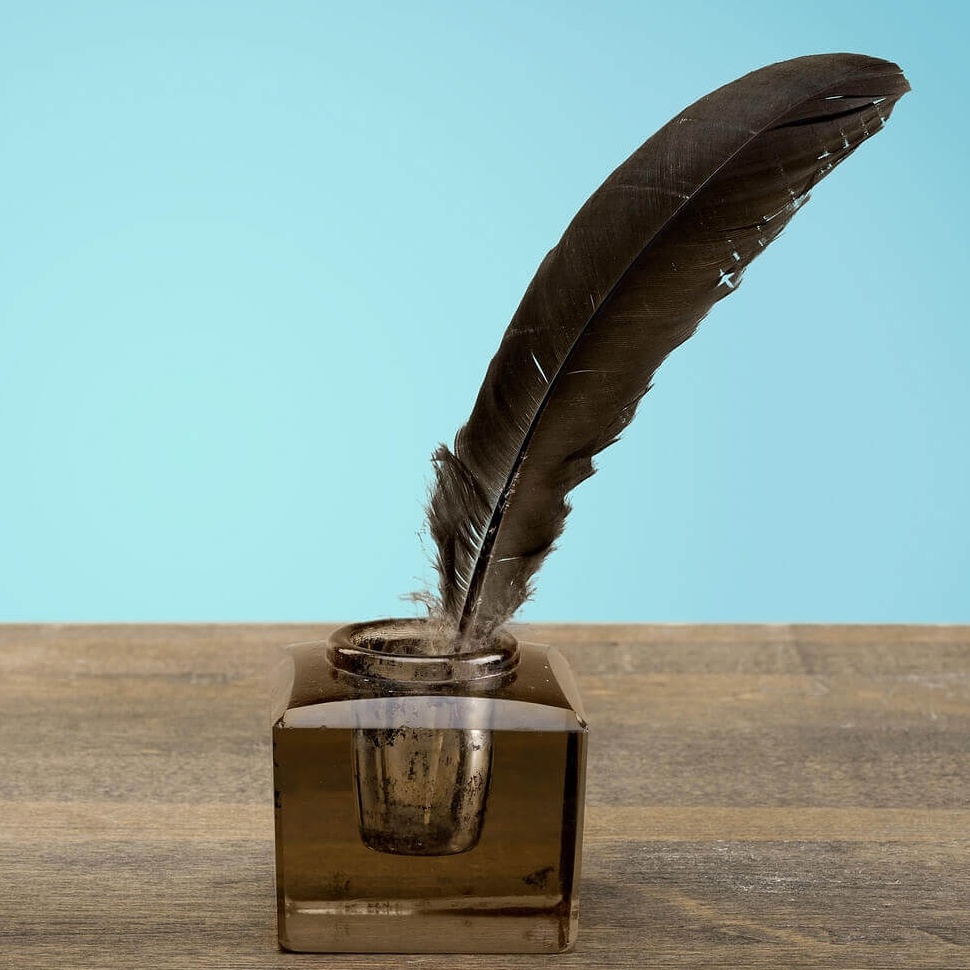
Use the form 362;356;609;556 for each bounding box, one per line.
327;618;519;688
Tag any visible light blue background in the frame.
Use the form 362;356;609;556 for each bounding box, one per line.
2;1;967;623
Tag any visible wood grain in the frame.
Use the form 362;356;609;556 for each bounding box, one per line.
1;623;968;968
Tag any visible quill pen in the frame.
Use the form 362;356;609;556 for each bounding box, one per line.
425;53;909;645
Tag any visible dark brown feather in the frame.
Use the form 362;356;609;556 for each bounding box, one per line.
427;53;910;643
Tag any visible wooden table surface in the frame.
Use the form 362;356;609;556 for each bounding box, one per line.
1;624;968;969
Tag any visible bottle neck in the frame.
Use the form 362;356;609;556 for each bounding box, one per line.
327;618;519;691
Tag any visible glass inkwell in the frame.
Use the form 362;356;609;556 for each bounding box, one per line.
273;619;587;952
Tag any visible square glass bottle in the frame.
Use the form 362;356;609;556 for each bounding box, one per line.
272;619;588;953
